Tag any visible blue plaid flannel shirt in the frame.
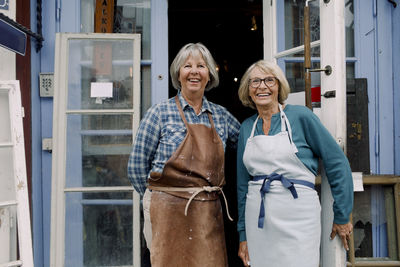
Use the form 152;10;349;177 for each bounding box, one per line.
127;92;240;195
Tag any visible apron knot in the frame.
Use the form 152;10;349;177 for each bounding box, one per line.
255;173;299;228
185;186;234;221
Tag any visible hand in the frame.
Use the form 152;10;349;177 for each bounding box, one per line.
238;241;250;267
330;222;353;251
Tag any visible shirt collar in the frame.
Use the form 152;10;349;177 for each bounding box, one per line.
177;91;213;114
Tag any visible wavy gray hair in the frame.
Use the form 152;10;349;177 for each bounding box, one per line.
238;60;291;109
170;43;219;91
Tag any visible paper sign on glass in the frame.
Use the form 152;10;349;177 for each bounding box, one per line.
352;172;364;192
90;82;113;98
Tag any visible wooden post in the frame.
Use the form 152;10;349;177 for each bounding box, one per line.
319;0;348;266
94;0;114;33
93;0;114;77
304;3;312;110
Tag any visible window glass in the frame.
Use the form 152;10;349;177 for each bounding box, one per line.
67;39;135;110
281;0;355;94
0;91;11;143
282;0;354;57
351;185;398;259
80;0;151;114
65;192;133;266
81;0;150;59
284;0;320;57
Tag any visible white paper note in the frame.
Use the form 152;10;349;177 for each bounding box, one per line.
352;172;364;192
90;82;113;98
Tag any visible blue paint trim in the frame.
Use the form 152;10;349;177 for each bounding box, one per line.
30;2;44;267
151;0;168;105
276;0;285;53
355;0;377;173
393;2;400;175
377;0;394;174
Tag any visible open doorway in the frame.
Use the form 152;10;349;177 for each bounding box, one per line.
169;1;263;265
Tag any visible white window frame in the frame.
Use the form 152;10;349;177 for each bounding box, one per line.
0;81;34;267
50;33;142;267
263;1;348;265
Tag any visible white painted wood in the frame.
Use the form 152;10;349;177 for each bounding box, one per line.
50;33;142;267
274;40;320;59
263;0;277;62
0;81;34;267
319;0;347;266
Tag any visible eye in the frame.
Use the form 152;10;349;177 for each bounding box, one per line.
252;78;261;83
266;77;275;82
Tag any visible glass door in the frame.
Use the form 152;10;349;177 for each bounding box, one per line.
50;33;141;267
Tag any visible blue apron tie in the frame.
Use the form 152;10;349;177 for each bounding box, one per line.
254;173;315;229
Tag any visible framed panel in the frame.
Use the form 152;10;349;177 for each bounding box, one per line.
0;81;34;267
50;33;141;267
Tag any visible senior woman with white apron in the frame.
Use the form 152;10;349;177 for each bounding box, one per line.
236;60;354;267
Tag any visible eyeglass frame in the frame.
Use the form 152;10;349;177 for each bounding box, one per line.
249;77;278;88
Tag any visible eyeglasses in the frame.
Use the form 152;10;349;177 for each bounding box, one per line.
249;77;277;88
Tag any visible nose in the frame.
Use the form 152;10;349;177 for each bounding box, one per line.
190;67;199;74
258;80;268;89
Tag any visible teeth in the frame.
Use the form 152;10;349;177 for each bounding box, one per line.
257;93;270;96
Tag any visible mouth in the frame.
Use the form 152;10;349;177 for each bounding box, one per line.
256;93;271;97
188;78;200;83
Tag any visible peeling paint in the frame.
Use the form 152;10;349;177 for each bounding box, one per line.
17;180;25;190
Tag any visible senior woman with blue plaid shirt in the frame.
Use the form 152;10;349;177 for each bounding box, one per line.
127;43;240;267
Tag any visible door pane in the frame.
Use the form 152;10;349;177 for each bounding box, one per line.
0;147;16;202
67;39;135;110
80;0;150;60
283;0;320;56
0;205;17;263
352;185;398;259
65;192;133;266
0;91;11;143
282;0;354;57
66;114;132;188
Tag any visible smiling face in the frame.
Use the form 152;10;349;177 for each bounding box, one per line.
178;53;210;98
248;67;279;110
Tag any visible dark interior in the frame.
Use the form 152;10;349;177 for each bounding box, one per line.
169;1;263;265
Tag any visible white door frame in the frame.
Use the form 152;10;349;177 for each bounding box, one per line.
263;0;347;265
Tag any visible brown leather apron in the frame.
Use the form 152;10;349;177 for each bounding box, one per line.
148;96;229;267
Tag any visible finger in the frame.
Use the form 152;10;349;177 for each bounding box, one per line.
238;250;248;266
341;235;349;251
245;253;250;267
330;229;337;240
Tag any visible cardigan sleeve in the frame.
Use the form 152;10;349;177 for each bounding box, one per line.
297;106;354;224
236;119;253;242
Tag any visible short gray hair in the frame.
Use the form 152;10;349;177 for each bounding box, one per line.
170;43;219;91
238;60;291;109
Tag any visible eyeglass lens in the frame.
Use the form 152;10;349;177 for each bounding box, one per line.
250;77;276;88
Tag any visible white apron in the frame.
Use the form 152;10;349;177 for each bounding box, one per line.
243;105;321;267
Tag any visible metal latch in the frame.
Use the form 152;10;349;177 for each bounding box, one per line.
322;90;336;98
306;65;332;76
